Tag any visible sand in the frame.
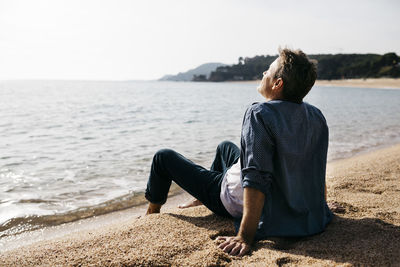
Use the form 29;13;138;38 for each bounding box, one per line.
1;144;400;266
315;78;400;89
231;78;400;89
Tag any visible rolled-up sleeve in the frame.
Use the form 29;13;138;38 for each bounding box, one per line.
240;104;275;196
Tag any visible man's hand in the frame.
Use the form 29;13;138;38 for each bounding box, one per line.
216;187;265;257
216;236;251;257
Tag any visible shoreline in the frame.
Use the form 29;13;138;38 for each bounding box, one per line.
227;77;400;89
0;184;190;252
1;143;400;266
315;78;400;89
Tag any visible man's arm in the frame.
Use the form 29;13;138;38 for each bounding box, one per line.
217;105;273;256
217;187;265;257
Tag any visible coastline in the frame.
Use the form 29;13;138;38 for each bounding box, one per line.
1;143;400;266
315;78;400;89
0;184;190;252
227;78;400;89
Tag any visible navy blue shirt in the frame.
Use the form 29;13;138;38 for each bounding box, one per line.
239;100;333;238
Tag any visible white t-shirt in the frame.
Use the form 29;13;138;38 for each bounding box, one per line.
220;161;243;218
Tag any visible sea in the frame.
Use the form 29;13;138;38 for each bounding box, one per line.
1;80;400;238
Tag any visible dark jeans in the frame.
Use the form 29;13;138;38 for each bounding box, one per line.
145;141;240;217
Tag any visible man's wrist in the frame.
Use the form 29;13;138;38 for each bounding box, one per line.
237;229;254;245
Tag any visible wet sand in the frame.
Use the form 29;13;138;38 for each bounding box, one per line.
1;144;400;266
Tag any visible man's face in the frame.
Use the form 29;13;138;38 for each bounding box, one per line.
257;58;279;100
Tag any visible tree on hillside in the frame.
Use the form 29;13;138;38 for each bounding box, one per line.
208;53;400;81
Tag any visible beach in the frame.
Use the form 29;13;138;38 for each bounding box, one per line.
1;143;399;266
232;78;400;89
1;0;399;265
315;78;400;89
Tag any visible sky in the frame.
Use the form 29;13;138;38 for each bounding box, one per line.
0;0;399;80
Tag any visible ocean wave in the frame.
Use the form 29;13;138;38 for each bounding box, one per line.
0;192;146;238
0;184;183;239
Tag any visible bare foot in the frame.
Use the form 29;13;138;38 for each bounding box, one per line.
178;198;202;209
146;203;162;215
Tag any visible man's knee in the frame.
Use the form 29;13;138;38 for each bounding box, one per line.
217;140;235;151
153;148;176;163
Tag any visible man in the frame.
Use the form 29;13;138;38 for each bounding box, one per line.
145;48;333;256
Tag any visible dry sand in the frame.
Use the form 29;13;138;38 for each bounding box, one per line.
231;78;400;89
1;144;400;266
315;78;400;89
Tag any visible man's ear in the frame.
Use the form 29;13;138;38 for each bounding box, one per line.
272;78;284;92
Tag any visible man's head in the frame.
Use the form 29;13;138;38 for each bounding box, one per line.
257;48;317;103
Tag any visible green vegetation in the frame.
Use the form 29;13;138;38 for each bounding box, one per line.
206;53;400;81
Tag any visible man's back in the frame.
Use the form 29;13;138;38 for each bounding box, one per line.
240;100;333;238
